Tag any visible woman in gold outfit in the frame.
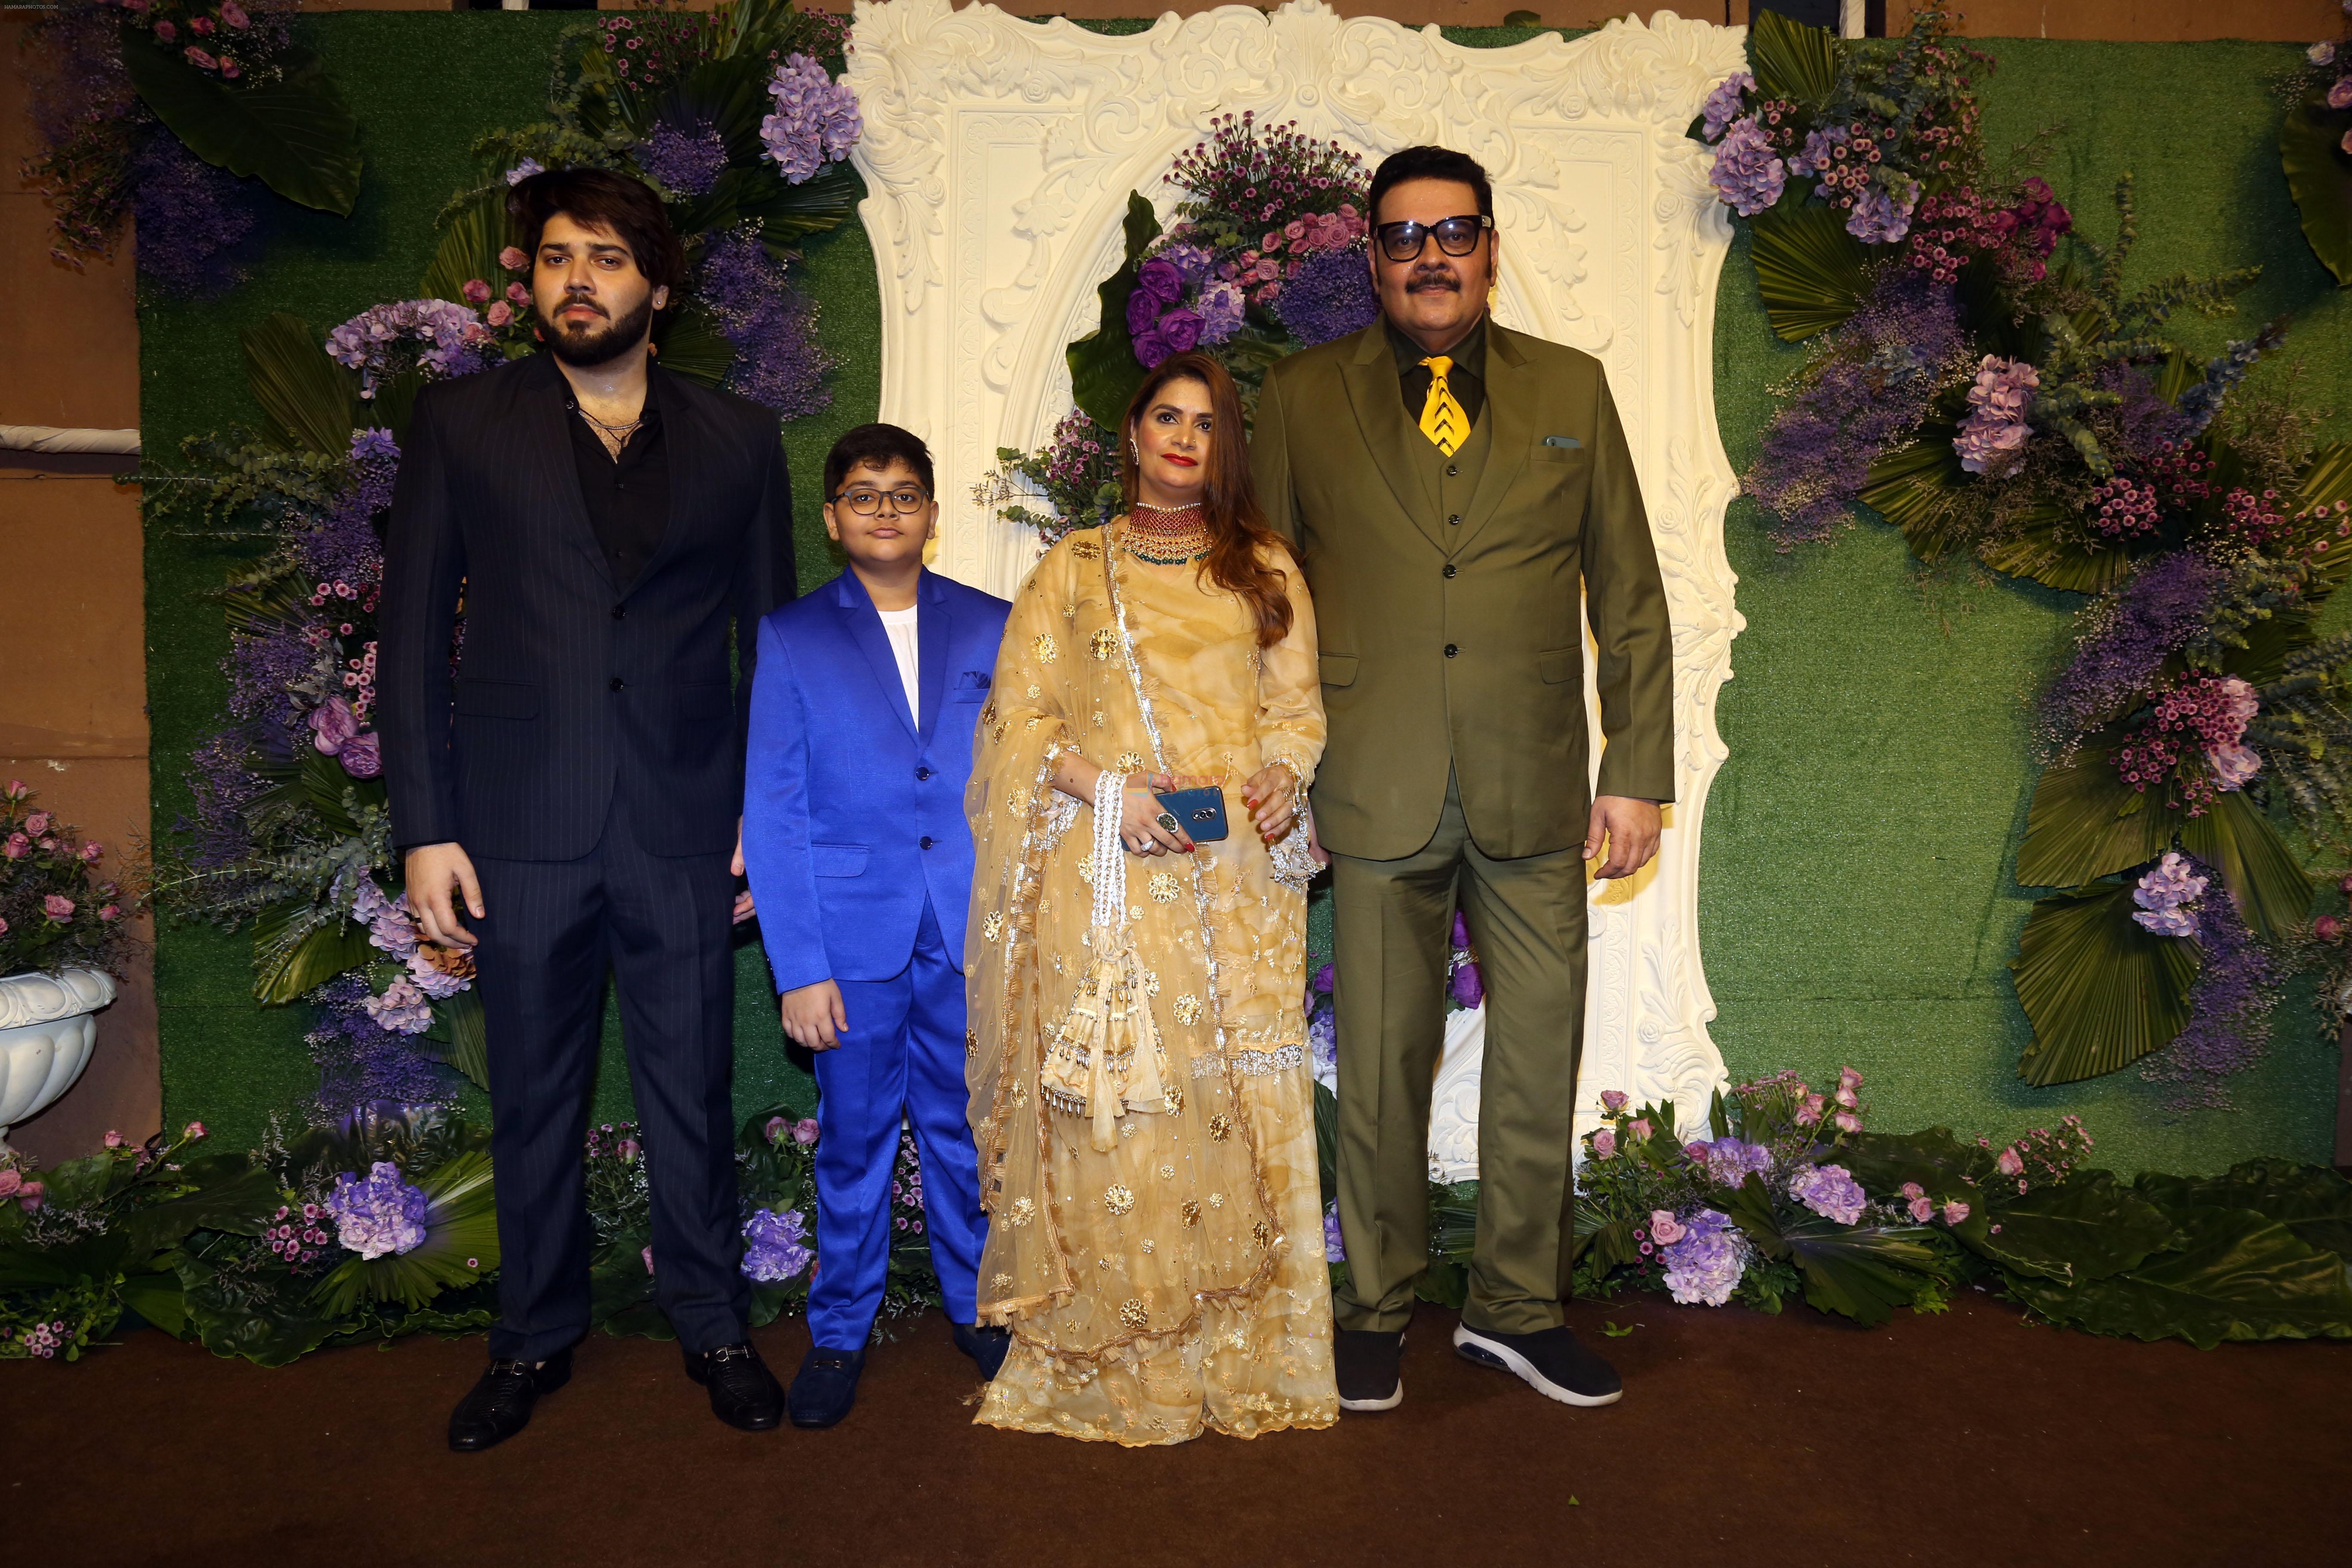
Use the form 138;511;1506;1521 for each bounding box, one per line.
965;352;1337;1444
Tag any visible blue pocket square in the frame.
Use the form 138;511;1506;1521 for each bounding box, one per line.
957;670;992;689
1543;435;1581;449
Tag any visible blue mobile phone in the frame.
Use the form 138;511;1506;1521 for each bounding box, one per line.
1153;785;1228;842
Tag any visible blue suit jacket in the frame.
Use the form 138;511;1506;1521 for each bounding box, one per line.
743;568;1012;992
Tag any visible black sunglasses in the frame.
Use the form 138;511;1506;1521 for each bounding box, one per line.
1375;213;1494;263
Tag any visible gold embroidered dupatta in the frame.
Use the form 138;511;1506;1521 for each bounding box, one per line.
964;527;1335;1442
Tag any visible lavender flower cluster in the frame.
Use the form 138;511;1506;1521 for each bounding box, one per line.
759;54;860;186
2037;552;2224;750
635;118;730;198
324;1160;430;1259
307;974;448;1119
695;227;836;421
2146;856;2281;1110
129;129;267;299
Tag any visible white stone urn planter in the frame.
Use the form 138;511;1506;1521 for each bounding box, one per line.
0;968;116;1153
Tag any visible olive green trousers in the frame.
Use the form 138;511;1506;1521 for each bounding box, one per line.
1328;772;1588;1335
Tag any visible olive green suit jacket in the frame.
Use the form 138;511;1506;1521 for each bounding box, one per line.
1251;318;1675;862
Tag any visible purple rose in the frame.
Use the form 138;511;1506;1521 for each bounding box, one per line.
2331;77;2352;110
309;696;359;756
1599;1090;1628;1114
1451;909;1472;950
1132;324;1172;369
1311;964;1334;994
1136;256;1185;307
338;732;383;779
1449;959;1484;1010
1156;307;1204;355
1126;286;1164;339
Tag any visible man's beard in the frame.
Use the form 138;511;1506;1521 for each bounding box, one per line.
541;292;656;367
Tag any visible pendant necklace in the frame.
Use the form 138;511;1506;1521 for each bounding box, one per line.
572;402;643;459
1123;500;1213;564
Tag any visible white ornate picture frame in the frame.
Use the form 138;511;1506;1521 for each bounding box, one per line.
848;0;1747;1152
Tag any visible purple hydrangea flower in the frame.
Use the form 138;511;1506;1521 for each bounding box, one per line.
1660;1208;1745;1305
1694;1136;1773;1186
326;300;492;399
741;1206;813;1282
1698;70;1753;141
505;159;545;187
636;118;730;197
324;1160;430;1258
1273;245;1378;347
2132;851;2208;938
362;977;435;1035
1788;124;1849;180
1155;242;1214;286
1709;117;1785;217
1308;1006;1336;1073
1194;278;1246;345
759;55;860;185
1953;355;2040;475
1787;1162;1866;1225
405;949;468;1000
1323;1203;1346;1262
1845;179;1919;245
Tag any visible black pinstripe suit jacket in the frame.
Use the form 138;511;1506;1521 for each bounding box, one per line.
378;351;796;862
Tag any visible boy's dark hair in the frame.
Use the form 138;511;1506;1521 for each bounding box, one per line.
506;167;687;309
1368;146;1494;226
824;423;936;499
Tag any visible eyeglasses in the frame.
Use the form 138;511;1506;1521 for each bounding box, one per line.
830;487;931;515
1375;214;1494;263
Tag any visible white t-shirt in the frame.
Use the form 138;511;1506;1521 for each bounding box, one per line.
876;604;920;721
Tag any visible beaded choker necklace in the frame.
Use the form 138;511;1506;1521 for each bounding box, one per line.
1124;501;1212;564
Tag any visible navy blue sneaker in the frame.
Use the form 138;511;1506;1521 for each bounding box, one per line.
952;1320;1011;1379
787;1344;867;1428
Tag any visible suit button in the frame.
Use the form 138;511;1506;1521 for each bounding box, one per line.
1446;464;1459;478
920;835;935;849
1447;514;1461;526
1442;564;1457;579
1444;643;1458;658
916;766;933;781
609;677;625;692
612;604;626;620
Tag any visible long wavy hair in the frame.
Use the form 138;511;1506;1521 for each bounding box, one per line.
1118;352;1293;648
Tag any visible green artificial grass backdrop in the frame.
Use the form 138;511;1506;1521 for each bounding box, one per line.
142;19;2348;1176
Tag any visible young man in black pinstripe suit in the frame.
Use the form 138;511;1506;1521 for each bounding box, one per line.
380;168;796;1451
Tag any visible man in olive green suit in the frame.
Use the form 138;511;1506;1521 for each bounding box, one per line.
1251;147;1675;1412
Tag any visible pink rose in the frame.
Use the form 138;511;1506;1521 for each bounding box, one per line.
616;1137;641;1161
506;282;532;307
18;1181;44;1212
1907;1196;1934;1222
1684;1141;1711;1161
0;1171;19;1197
2332;77;2352;111
1899;1182;1924;1199
24;812;50;836
1795;1093;1824;1126
642;1245;656;1274
309;695;359;756
1649;1209;1687;1245
154;18;175;40
43;894;74;921
2208;742;2261;790
1590;1128;1617;1159
765;1115;789;1143
793;1118;820;1145
219;59;239;80
184;46;217;70
1599;1089;1628;1114
80;841;103;862
1996;1145;2024;1177
487;301;513;328
2318;915;2343;943
1833;1111;1861;1134
462;278;493;304
1838;1065;1864;1090
1834;1085;1859;1109
220;0;249;26
1627;1118;1653;1141
184;1121;206;1140
1941;1200;1971;1225
190;14;213;33
104;1130;125;1148
98;904;120;922
4;834;25;859
499;246;530;272
0;918;9;937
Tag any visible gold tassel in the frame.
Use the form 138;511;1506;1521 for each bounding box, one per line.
1037;943;1174;1153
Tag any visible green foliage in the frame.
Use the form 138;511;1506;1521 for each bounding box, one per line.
119;32;362;216
1068;192;1161;432
1745;6;1839;107
1747;190;1872;343
2134;1158;2352;1265
311;1148;498;1315
1966;1170;2175;1283
2280;89;2352;288
2008;1202;2352;1350
425;988;492;1093
2011;880;2200;1087
239;314;361;457
1720;1173;1951;1328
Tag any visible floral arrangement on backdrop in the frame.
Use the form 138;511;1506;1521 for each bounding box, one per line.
0;784;137;982
0;1102;938;1364
1697;6;2352;1103
2281;3;2352;289
19;0;362;297
150;0;860;1126
979;111;1380;542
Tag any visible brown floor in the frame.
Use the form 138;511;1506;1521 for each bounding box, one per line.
10;1291;2349;1566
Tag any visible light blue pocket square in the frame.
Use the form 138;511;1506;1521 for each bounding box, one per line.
1542;435;1581;449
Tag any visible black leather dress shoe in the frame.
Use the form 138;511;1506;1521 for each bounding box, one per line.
787;1344;867;1428
951;1320;1011;1380
448;1346;573;1452
683;1341;785;1432
1335;1327;1405;1412
1452;1323;1623;1407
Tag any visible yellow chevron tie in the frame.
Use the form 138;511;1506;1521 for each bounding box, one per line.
1418;355;1467;456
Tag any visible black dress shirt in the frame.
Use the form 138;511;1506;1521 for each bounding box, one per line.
566;377;671;594
1390;313;1489;429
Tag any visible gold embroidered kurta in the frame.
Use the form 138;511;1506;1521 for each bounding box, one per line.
964;524;1335;1445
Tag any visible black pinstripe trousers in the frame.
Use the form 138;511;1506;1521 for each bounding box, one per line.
471;799;749;1361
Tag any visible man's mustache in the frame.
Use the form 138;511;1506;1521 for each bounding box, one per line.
1406;270;1461;293
555;294;610;321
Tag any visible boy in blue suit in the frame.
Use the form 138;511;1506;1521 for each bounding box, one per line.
741;424;1011;1427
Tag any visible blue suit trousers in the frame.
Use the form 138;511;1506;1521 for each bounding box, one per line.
808;896;986;1349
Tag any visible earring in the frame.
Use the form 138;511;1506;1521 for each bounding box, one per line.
1130;438;1139;461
